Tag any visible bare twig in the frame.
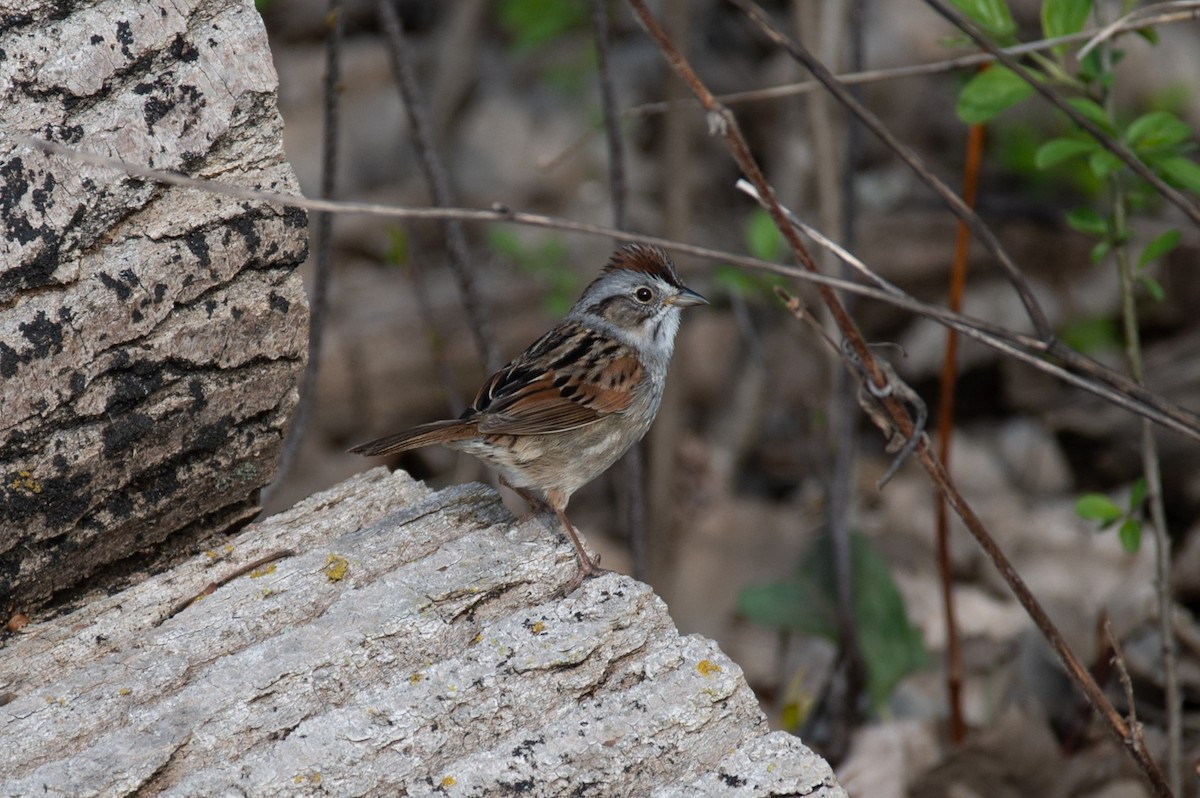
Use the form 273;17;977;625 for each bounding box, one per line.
265;0;343;503
19;137;1200;445
591;0;628;233
922;444;1172;798
377;0;500;373
797;0;865;757
645;0;694;584
1105;620;1146;751
935;103;986;748
1078;1;1200;59
590;0;646;582
924;0;1200;230
1096;16;1182;782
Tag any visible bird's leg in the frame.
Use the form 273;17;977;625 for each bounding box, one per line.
552;505;610;596
498;477;552;522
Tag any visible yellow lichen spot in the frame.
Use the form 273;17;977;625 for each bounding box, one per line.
249;563;276;578
323;553;349;582
259;588;272;599
696;659;722;677
223;544;234;554
530;621;545;634
45;695;65;705
8;470;42;495
118;688;132;696
205;550;218;559
312;773;321;784
472;632;483;645
409;672;425;684
440;776;457;788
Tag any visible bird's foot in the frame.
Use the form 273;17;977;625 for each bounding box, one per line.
556;554;611;597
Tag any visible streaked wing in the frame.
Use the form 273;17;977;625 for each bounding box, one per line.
469;323;643;435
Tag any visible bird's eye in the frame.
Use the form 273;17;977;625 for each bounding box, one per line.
634;287;653;303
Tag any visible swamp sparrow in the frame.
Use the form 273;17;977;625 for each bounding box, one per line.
350;244;707;593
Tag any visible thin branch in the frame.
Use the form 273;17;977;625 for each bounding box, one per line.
802;0;867;757
265;0;343;502
1078;1;1200;59
591;0;628;232
924;0;1200;230
1098;14;1182;783
935;112;985;747
377;0;500;373
1105;620;1147;754
590;0;646;583
19;137;1200;445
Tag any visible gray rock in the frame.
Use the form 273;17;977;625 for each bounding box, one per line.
0;0;308;607
0;469;846;797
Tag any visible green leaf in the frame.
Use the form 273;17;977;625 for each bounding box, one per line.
1067;97;1116;134
1042;0;1092;40
736;577;835;638
1066;207;1107;236
1088;148;1124;179
498;0;587;52
842;536;928;708
487;226;522;258
1135;26;1159;45
956;66;1036;124
385;228;409;266
1076;493;1124;523
1125;111;1193;152
1090;239;1111;264
1078;49;1104;84
1035;137;1096;169
1119;518;1143;553
1153;156;1200;194
1139;230;1181;266
1139;275;1165;301
744;207;786;262
1061;316;1119;352
1128;478;1148;513
738;533;926;709
948;0;1017;39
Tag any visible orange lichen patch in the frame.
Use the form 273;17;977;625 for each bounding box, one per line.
530;621;545;634
440;775;457;788
323;554;349;582
696;659;722;677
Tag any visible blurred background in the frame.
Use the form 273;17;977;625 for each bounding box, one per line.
257;1;1200;794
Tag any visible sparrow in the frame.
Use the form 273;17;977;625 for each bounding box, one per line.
350;244;707;593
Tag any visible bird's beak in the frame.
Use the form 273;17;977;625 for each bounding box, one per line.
671;286;708;308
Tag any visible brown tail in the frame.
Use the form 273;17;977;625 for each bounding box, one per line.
348;420;477;457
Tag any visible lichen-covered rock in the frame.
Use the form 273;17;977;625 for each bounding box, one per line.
0;469;846;797
0;0;309;608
